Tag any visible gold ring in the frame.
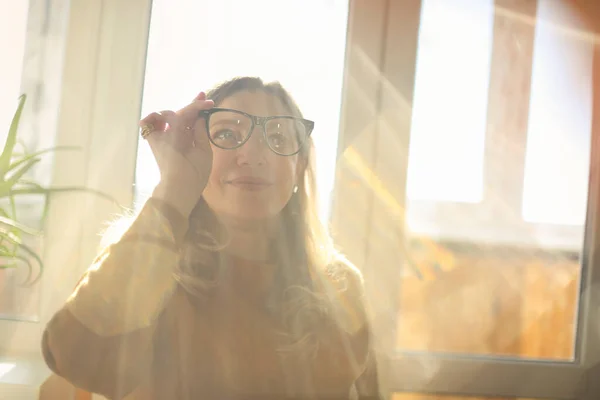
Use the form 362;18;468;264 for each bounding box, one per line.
140;123;155;139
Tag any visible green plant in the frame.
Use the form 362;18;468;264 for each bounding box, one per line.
0;94;117;284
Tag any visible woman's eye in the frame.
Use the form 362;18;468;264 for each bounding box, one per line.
213;129;239;141
268;132;287;147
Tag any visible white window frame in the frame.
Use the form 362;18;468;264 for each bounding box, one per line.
0;0;152;397
335;1;600;399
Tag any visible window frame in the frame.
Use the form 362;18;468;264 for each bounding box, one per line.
0;0;152;396
334;0;600;399
0;0;72;357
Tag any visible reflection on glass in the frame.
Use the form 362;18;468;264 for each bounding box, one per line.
399;0;585;361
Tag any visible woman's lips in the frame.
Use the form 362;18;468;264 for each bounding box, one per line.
227;177;273;191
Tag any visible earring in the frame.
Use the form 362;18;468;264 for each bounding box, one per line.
293;185;298;194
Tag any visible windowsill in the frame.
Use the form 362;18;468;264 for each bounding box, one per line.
407;200;585;252
0;354;50;398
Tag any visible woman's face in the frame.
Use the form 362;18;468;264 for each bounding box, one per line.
202;90;304;222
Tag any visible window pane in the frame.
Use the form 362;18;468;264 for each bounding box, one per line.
135;0;349;222
522;0;592;226
397;0;584;362
0;1;37;322
0;1;28;134
0;0;67;322
406;0;492;204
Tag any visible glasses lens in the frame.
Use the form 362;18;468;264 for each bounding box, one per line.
264;118;307;155
208;110;252;149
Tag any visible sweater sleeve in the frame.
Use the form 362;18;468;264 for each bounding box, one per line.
42;197;189;398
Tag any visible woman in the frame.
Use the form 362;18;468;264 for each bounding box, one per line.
42;77;379;399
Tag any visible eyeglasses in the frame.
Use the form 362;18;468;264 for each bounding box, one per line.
198;107;314;156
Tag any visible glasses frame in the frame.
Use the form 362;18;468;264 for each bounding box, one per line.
198;107;315;156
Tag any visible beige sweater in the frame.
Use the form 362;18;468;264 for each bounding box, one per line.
41;199;379;399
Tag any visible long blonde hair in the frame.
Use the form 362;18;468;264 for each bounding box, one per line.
175;77;345;356
105;77;352;363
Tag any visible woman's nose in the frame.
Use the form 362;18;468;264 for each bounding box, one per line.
235;127;268;165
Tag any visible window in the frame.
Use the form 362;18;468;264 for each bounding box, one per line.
406;0;589;250
522;5;591;228
4;0;599;398
0;0;68;323
135;0;350;223
0;0;39;324
0;0;150;396
407;0;491;206
333;0;600;398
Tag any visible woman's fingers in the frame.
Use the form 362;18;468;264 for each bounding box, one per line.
156;110;179;130
139;94;214;151
147;110;192;151
193;91;207;101
176;98;214;124
139;112;167;132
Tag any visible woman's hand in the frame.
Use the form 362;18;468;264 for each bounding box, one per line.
140;92;215;218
